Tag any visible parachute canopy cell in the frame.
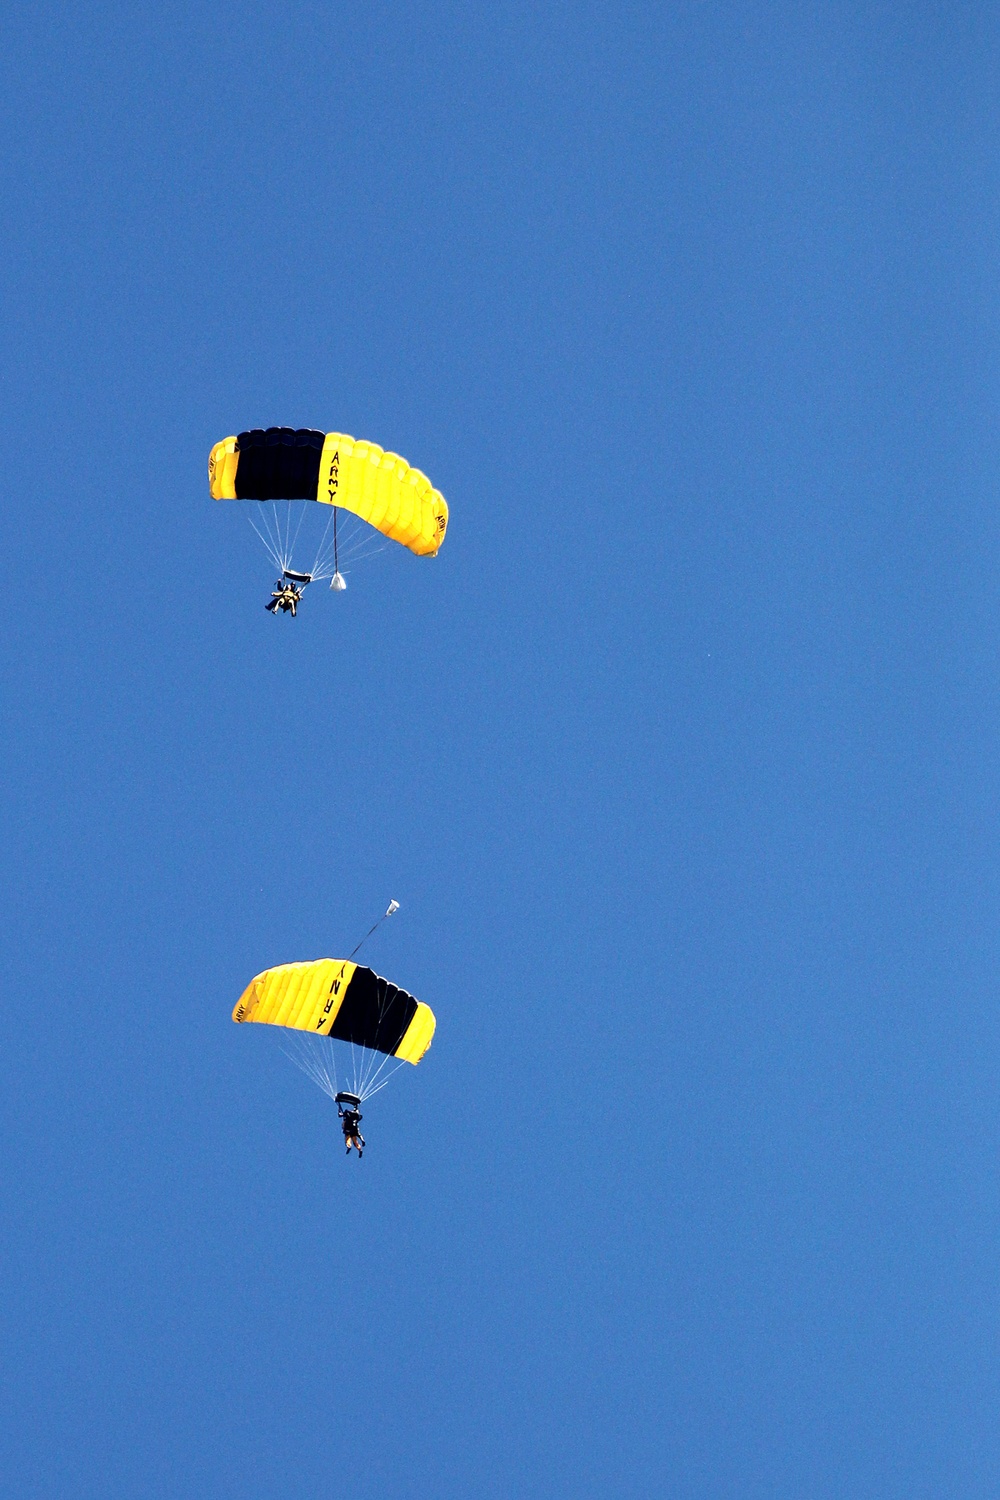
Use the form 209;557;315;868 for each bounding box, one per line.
232;959;436;1065
208;428;448;557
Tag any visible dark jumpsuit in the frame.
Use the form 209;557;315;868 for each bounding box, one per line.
341;1109;363;1150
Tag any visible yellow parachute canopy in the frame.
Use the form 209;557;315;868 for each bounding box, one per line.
233;958;436;1066
209;428;448;557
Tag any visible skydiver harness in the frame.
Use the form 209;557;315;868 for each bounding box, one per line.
266;582;301;615
337;1092;364;1149
265;570;313;617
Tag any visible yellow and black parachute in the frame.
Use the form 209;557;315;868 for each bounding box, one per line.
233;904;433;1109
233;958;436;1066
209;428;448;558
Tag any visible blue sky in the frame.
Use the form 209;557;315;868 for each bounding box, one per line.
1;3;999;1496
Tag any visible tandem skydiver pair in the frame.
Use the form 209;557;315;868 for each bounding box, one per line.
210;426;447;616
230;914;437;1162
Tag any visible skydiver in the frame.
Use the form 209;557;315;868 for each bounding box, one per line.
266;580;302;616
339;1102;364;1157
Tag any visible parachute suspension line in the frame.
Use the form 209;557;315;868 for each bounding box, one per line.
352;965;393;1096
269;504;286;571
289;500;308;569
248;511;284;575
247;499;387;586
334;532;389;569
343;535;389;563
281;1033;340;1104
249;502;319;579
275;502;291;571
277;1026;394;1106
322;1042;339;1100
279;503;292;570
274;505;290;570
358;1047;402;1102
361;1061;406;1102
273;506;288;570
332;518;386;566
309;512;387;581
360;965;400;1097
317;1043;337;1100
